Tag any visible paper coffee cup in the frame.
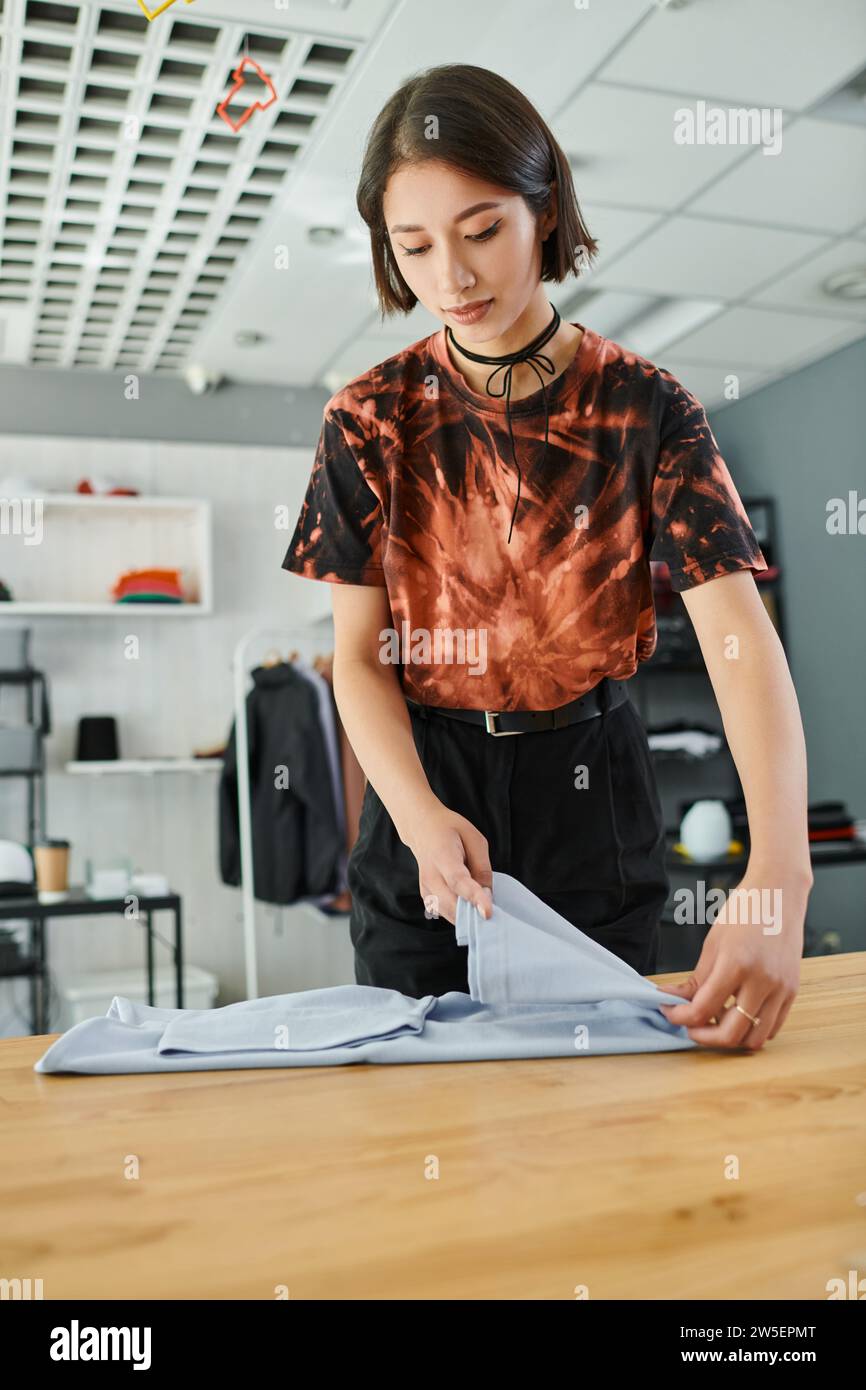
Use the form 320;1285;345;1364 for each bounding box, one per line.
33;839;70;899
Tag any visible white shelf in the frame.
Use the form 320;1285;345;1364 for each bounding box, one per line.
4;602;209;616
0;493;213;614
65;759;223;775
29;494;208;510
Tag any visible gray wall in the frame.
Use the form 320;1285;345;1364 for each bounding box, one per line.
0;364;328;446
708;335;866;952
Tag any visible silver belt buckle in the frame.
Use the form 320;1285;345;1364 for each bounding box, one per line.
484;710;522;737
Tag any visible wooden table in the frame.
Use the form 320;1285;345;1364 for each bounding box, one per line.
2;954;864;1300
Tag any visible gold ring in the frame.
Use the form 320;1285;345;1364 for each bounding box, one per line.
734;1003;760;1027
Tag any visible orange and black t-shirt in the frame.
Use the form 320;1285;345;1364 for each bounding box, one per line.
282;321;768;712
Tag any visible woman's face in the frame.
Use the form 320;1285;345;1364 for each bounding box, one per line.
382;160;555;342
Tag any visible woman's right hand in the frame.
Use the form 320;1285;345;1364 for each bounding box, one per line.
402;804;494;926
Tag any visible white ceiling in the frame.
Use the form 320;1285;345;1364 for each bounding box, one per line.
1;0;865;409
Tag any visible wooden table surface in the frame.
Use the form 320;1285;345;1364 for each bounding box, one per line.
2;954;864;1300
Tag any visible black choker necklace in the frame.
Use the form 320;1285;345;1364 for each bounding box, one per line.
446;304;561;543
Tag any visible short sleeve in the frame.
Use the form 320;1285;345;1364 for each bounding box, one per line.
648;372;768;592
281;408;387;585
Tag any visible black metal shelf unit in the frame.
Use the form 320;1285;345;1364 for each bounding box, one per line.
0;666;48;842
0;659;50;1031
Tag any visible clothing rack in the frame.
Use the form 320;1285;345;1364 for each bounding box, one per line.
232;623;332;1000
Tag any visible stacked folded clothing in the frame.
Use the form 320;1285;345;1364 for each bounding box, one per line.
806;802;858;844
77;476;139;496
111;568;184;604
724;796;858;845
648;719;723;760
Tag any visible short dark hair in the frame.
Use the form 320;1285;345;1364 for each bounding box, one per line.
356;63;599;318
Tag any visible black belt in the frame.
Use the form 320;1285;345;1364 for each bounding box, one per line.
406;677;630;736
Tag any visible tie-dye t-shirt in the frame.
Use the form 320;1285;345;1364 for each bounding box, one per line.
282;321;767;712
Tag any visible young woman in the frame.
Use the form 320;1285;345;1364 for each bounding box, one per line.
283;64;813;1050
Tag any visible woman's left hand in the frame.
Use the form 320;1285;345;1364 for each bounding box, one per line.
655;869;811;1050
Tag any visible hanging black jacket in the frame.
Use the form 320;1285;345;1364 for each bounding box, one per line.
219;663;343;905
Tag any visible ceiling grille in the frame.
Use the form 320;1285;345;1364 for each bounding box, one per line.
0;0;359;373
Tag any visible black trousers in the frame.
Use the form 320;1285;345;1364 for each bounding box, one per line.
348;679;670;998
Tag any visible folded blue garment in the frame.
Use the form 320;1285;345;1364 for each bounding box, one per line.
157;986;434;1055
457;873;670;1006
34;872;696;1074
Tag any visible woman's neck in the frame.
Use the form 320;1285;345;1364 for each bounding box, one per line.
444;309;582;402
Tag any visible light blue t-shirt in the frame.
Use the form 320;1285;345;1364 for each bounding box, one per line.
34;872;695;1074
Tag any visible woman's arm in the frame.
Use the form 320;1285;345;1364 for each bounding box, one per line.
684;570;812;877
329;584;493;922
656;570;814;1048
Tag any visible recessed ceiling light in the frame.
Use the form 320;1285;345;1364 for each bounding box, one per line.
822;267;866;300
307;225;342;246
234;329;266;346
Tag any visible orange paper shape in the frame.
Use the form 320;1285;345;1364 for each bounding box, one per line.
217;56;278;133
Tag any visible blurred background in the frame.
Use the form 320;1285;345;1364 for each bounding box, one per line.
0;0;864;1036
